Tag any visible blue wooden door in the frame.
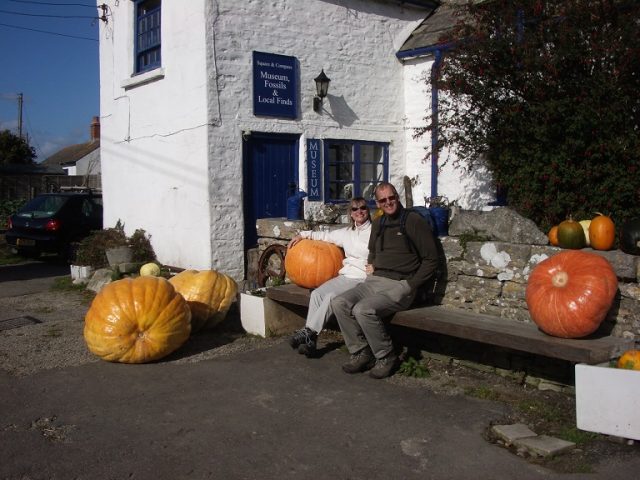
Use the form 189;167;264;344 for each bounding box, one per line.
243;133;299;249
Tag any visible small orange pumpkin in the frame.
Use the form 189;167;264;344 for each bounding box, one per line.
525;250;618;338
169;269;238;332
84;276;191;363
589;213;615;251
617;350;640;370
548;226;559;246
285;239;344;288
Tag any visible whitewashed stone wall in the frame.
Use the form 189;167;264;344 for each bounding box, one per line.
99;0;212;269
99;0;431;279
401;56;496;210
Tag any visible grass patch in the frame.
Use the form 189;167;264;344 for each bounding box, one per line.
50;277;86;292
398;356;431;378
0;240;25;266
557;426;599;445
516;399;566;424
464;385;502;401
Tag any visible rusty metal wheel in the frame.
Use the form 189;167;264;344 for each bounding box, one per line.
256;244;287;287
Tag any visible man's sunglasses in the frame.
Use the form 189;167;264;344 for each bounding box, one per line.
376;195;397;204
351;206;368;212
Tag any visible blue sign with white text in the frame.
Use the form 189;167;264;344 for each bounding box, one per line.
307;139;322;201
253;51;298;119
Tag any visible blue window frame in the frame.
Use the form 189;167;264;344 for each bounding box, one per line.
134;0;161;74
323;140;389;203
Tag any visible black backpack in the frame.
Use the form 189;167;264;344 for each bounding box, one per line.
375;207;446;307
375;207;434;254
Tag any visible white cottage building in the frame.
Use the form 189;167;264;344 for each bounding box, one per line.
98;0;495;279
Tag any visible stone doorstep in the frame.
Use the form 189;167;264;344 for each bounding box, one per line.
491;424;576;457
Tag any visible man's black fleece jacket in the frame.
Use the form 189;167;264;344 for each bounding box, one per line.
368;206;439;290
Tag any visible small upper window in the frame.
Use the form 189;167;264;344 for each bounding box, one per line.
135;0;161;74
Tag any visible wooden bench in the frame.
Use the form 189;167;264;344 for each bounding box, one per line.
265;283;634;365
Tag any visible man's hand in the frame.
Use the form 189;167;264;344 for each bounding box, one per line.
365;264;374;275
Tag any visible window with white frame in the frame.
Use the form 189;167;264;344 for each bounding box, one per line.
324;140;389;203
134;0;161;74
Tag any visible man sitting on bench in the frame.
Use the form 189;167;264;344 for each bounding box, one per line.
331;182;439;379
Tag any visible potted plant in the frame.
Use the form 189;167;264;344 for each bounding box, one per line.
74;221;156;271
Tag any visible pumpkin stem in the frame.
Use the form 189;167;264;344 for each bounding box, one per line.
551;271;569;288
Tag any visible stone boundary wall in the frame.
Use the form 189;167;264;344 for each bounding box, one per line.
437;237;640;341
254;216;640;343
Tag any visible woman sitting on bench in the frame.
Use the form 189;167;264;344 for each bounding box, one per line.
288;197;372;357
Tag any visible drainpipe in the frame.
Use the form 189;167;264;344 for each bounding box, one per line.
430;49;444;199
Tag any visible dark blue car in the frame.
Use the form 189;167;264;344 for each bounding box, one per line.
5;191;103;260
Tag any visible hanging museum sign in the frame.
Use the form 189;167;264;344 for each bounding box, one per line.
252;51;298;119
307;139;322;201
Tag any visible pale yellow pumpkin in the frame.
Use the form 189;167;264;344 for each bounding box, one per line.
84;276;191;363
169;269;238;332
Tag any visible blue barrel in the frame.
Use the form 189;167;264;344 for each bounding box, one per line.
287;190;307;220
429;207;449;237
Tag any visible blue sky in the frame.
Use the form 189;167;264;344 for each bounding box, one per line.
0;0;99;161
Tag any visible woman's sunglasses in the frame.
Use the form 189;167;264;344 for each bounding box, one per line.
351;206;368;212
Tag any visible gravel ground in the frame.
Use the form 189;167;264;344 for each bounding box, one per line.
1;285;638;474
0;289;280;377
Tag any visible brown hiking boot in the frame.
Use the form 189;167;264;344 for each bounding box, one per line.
369;353;399;379
341;347;375;374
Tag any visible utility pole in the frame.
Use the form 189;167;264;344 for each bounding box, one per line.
17;92;23;139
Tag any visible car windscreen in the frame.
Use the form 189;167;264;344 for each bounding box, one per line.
17;195;69;218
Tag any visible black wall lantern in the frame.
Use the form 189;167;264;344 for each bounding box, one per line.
313;69;330;113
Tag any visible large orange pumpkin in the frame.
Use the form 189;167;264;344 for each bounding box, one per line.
84;276;191;363
169;269;238;332
589;213;615;251
617;350;640;370
525;250;618;338
285;239;344;288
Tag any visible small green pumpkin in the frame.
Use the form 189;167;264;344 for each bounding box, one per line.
557;218;586;250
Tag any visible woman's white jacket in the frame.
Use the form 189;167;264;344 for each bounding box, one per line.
299;220;371;280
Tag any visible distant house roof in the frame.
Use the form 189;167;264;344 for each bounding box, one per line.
41;140;100;171
0;162;63;175
397;4;460;58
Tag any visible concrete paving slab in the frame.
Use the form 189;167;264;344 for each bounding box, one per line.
514;435;576;457
492;423;537;444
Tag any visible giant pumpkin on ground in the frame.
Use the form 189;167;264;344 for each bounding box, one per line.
525;250;618;338
285;239;344;288
169;269;238;332
84;276;191;363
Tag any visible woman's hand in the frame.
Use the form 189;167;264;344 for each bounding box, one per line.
288;235;303;248
365;264;374;275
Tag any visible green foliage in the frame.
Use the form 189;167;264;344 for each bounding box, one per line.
0;199;25;226
397;356;431;378
464;385;501;401
419;0;640;231
0;130;36;165
129;228;156;263
74;220;156;268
